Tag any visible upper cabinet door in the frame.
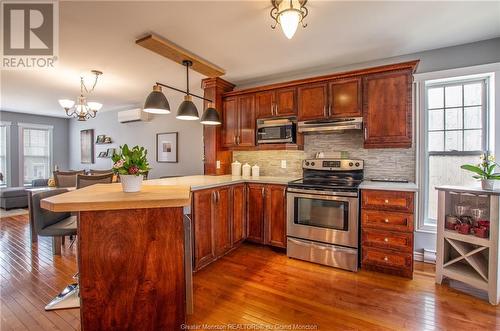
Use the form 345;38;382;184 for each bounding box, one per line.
329;77;362;118
222;97;238;148
363;71;413;149
297;83;328;121
275;87;297;116
237;94;256;147
255;91;275;119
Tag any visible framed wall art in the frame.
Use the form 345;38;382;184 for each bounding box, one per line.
156;132;178;163
81;129;95;164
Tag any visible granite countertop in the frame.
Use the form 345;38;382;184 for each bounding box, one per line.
145;175;299;191
359;180;418;192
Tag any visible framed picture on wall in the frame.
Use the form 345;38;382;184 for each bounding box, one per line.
81;129;94;164
156;132;178;163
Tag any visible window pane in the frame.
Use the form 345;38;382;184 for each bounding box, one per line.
445;85;462;107
428;109;444;130
427;155;479;220
445;107;463;130
464;106;482;129
428;87;444;109
23;128;50;185
445;130;462;151
464;130;482;151
428;131;444;151
464;82;482;106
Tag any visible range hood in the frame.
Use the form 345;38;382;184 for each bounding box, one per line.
298;117;363;133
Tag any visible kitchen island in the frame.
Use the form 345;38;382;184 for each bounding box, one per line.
41;183;191;330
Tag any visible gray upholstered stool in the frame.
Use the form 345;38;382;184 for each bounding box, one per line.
0;187;28;210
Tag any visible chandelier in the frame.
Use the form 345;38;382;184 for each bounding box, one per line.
58;70;103;121
270;0;308;39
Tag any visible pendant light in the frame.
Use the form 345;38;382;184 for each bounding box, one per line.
176;60;199;120
200;102;221;125
270;0;308;40
144;85;171;114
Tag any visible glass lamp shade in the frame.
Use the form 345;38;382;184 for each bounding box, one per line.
144;85;171;114
176;95;199;120
200;105;221;125
277;0;302;39
58;99;75;109
87;102;103;111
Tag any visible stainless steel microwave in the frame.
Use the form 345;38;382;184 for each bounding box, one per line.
256;117;296;144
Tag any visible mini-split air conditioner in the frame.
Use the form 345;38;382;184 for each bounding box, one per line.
117;108;151;123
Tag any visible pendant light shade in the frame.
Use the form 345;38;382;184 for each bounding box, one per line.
176;95;199;120
144;85;171;114
200;103;221;125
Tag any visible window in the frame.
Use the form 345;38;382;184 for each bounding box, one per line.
424;77;489;227
19;124;53;186
0;122;10;187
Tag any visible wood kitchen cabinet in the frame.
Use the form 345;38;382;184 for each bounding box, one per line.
247;183;287;248
328;77;362;118
213;186;232;257
297;82;328;121
363;70;413;148
222;94;256;148
256;88;297;119
232;184;246;245
361;189;415;278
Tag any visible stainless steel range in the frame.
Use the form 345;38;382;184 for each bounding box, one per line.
287;159;364;272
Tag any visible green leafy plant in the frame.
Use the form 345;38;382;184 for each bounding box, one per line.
111;144;151;176
461;153;500;180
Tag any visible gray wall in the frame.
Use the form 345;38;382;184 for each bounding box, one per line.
0;110;70;187
68;101;204;178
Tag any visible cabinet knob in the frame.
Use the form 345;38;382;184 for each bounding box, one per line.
384;199;389;204
384;238;389;242
384;219;389;223
383;256;389;261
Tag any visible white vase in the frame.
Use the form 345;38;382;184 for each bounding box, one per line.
120;174;143;192
481;179;495;190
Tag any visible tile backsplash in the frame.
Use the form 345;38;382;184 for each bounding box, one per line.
233;131;416;181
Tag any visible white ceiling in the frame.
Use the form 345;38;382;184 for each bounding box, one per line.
2;1;500;117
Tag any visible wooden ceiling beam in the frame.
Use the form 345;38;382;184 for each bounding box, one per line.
136;33;225;78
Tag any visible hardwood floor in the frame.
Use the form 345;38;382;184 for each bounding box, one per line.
1;215;499;330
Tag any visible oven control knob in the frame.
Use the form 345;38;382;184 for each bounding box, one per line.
311;162;315;166
305;161;310;166
349;162;354;167
355;162;360;167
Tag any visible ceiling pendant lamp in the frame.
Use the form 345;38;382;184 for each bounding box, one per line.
200;103;221;125
144;85;171;114
58;70;103;121
176;60;199;120
270;0;308;39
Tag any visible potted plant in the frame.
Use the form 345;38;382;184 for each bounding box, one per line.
461;153;500;190
112;144;151;192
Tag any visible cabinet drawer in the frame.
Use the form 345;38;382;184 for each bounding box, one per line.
362;247;412;269
361;190;414;212
361;210;413;232
362;229;413;253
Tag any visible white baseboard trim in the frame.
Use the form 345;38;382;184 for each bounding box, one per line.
414;249;436;264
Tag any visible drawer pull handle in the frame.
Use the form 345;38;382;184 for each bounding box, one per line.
384;199;389;204
384;238;389;242
383;256;389;261
384;219;389;223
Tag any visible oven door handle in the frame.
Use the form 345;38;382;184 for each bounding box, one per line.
287;191;358;202
288;238;357;253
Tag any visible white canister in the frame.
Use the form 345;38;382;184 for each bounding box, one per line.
242;163;251;177
252;164;260;177
231;160;242;176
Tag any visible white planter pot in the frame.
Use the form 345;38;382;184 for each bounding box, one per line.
481;179;495;191
120;174;143;193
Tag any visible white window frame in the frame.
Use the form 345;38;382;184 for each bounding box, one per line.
0;121;12;187
415;62;499;233
18;123;54;187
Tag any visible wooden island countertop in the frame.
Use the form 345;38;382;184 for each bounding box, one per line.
40;183;191;212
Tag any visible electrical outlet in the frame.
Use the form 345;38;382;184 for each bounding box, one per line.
281;160;287;169
216;160;221;169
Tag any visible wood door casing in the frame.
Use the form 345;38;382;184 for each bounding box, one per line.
363;70;413;148
329;77;362;118
246;183;265;244
255;90;275;119
232;184;246;245
275;87;297;116
193;189;215;270
297;83;328;121
237;94;256;147
213;186;232;256
265;185;287;248
222;97;238;147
